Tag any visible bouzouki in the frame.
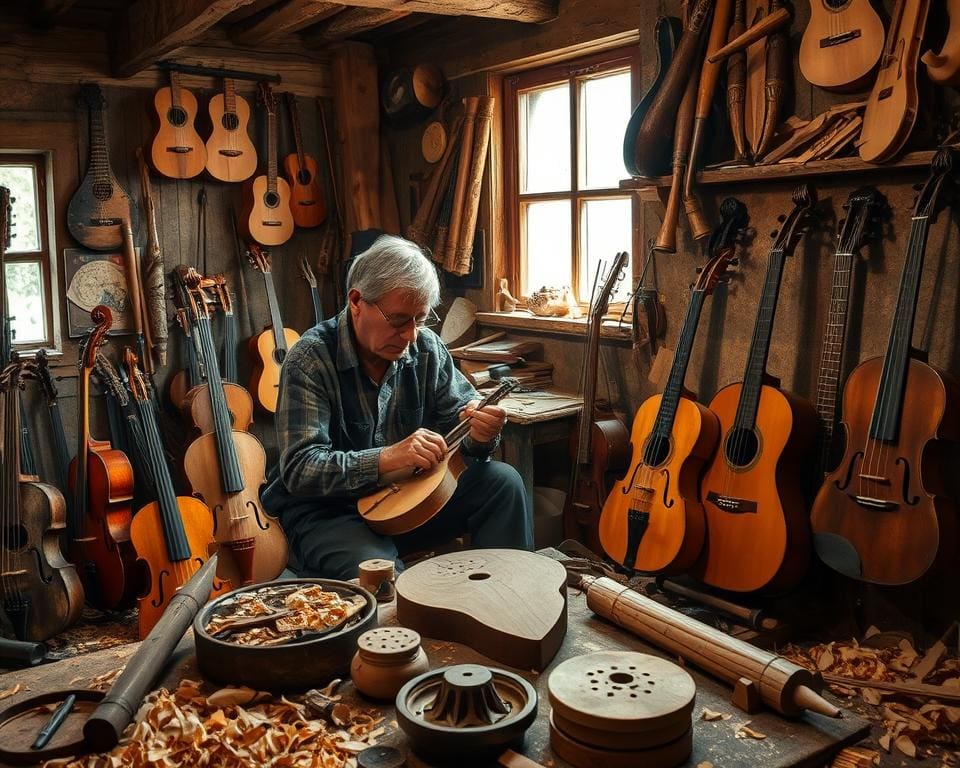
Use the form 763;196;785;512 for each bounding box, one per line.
600;198;747;574
299;254;324;325
562;252;632;554
206;78;258;183
811;149;960;585
242;84;294;246
150;70;207;180
67;85;134;252
799;0;886;92
696;185;817;593
359;379;520;535
247;245;300;413
284;93;327;228
68;306;138;610
858;0;930;163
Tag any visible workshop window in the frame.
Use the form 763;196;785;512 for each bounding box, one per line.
0;154;55;349
503;48;639;304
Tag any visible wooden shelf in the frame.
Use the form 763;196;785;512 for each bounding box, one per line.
619;150;936;190
476;311;634;342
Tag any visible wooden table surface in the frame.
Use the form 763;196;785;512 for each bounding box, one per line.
0;585;870;768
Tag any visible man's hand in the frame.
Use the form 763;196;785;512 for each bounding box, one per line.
460;400;507;444
379;428;448;475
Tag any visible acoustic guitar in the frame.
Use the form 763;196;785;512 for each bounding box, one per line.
696;185;817;593
205;78;258;183
599;198;747;575
811;149;960;585
149;70;206;180
67;84;134;252
858;0;930;163
247;245;300;413
284;93;327;228
799;0;886;92
242;84;294;247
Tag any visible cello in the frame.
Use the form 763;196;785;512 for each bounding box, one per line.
68;306;138;610
811;149;960;585
1;357;84;642
181;269;288;586
124;349;228;638
599;198;747;574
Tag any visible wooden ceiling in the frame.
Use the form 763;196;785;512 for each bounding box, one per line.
27;0;559;78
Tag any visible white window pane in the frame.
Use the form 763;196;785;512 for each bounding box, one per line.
524;200;571;293
580;198;632;303
5;261;46;345
580;71;631;189
0;165;41;253
520;84;570;193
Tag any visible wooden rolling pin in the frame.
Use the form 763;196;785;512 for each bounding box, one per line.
581;575;841;718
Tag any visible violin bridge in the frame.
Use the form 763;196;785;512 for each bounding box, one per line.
852;495;899;511
857;473;890;485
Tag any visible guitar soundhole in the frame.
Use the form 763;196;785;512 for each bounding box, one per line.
274;348;286;365
167;107;188;127
264;191;281;208
3;524;28;551
92;181;113;202
222;112;240;131
297;169;312;185
724;428;759;468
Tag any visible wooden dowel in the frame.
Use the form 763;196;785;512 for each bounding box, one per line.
707;6;792;63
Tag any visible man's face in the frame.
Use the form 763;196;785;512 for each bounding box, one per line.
348;287;430;363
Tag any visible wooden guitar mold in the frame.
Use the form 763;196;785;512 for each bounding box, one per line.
395;550;567;671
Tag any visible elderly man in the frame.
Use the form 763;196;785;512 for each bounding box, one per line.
262;234;534;580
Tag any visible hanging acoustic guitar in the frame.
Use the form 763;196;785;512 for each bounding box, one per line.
205;77;258;183
283;93;326;228
242;83;294;246
799;0;886;92
150;70;207;180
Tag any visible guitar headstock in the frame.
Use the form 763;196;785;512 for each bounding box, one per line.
247;243;272;273
299;254;318;288
183;267;212;322
770;183;816;257
213;275;234;315
591;251;629;321
258;83;278;116
913;148;958;220
707;196;749;256
79;305;113;372
79;83;106;112
838;186;889;255
34;348;58;404
123;347;150;402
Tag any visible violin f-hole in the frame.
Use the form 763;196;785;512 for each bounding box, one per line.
834;450;863;491
895;456;920;506
249;500;272;531
150;569;172;608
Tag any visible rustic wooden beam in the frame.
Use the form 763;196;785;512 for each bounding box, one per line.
31;0;79;25
329;1;556;23
302;7;409;44
111;0;259;78
232;0;344;45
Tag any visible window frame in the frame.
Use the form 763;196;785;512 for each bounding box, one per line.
502;46;641;306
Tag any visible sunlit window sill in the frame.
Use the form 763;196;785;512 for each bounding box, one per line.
475;311;634;342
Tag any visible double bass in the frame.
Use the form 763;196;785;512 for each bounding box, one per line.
68;306;138;610
124;349;228;638
599;199;747;574
811;149;960;585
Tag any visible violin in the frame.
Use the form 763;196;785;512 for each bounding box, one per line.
124;349;229;638
358;379;519;535
68;306;139;610
599;199;747;575
811;149;960;585
181;269;288;586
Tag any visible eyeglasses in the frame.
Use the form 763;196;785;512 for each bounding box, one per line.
366;299;439;330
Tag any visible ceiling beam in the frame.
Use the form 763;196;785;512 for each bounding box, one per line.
301;7;410;45
30;0;79;26
111;0;259;78
329;1;556;23
232;0;344;45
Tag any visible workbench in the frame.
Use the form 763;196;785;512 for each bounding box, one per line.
0;584;869;768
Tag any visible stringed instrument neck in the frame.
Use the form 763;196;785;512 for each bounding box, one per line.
71;364;92;540
224;77;237;117
263;268;288;355
287;93;307;171
266;99;278;195
652;289;708;440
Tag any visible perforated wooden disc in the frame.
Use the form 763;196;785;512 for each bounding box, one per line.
552;709;690;750
547;652;695;733
357;627;421;661
421;122;447;163
549;713;692;768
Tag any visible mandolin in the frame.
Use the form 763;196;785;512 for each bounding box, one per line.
68;306;139;610
858;0;930;163
181;268;288;587
799;0;886;92
242;84;294;247
150;70;207;180
1;358;84;642
124;349;229;639
299;254;324;325
600;198;747;575
358;379;520;535
247;244;300;413
35;349;72;493
562;252;632;554
67;84;134;252
205;78;258;183
283;93;327;229
811;149;960;585
696;185;818;593
812;186;888;479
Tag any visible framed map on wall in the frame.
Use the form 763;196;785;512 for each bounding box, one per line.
63;247;137;337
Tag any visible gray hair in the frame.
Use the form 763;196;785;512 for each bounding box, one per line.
346;235;440;307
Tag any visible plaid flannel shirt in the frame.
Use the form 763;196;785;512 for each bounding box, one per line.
261;309;495;525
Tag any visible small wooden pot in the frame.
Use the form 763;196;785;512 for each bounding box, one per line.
351;627;430;701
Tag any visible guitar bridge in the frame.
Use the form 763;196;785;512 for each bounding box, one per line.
262;221;283;227
167;146;195;154
705;491;757;514
851;495;899;511
820;29;861;48
218;149;243;157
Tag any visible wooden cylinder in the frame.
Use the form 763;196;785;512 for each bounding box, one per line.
442;97;480;269
359;558;396;602
451;96;495;275
583;576;839;718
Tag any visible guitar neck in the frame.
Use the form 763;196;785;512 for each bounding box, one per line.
169;70;183;111
653;289;707;440
575;316;602;463
263;271;288;352
288;94;307;170
89;107;111;181
224;78;237;117
72;368;91;539
309;284;323;325
267;108;278;193
49;399;71;491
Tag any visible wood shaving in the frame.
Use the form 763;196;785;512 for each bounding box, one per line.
0;683;25;700
700;708;730;721
735;724;767;740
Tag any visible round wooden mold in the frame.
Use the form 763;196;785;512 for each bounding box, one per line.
351;627;430;700
0;689;104;766
194;578;377;692
547;652;695;737
549;713;693;768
